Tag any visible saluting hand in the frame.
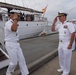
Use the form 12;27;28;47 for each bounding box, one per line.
13;14;19;21
53;16;58;24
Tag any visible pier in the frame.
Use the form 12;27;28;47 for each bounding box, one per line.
0;33;58;75
0;33;76;75
30;50;76;75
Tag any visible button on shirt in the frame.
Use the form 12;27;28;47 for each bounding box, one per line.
55;21;75;41
4;19;19;42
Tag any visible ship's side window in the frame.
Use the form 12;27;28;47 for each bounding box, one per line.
31;15;34;21
20;13;25;21
26;15;34;21
26;15;31;21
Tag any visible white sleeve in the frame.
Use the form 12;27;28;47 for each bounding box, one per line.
68;23;75;33
55;24;60;31
5;21;12;31
74;24;76;32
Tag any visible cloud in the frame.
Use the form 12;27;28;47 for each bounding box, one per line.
0;0;76;22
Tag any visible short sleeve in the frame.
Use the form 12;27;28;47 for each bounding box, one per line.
74;24;76;32
55;24;60;31
68;23;75;33
5;21;12;31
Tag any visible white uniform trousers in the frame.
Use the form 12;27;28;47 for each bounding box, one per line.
58;41;72;75
5;42;29;75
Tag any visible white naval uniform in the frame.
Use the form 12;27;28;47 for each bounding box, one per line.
73;23;76;49
4;19;29;75
55;21;75;75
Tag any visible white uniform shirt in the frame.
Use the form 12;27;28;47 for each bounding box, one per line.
4;19;19;42
73;23;76;38
72;23;76;32
55;21;75;49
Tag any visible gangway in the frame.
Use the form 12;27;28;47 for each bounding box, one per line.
0;26;10;69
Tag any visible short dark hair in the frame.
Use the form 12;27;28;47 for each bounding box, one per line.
8;12;14;16
9;12;14;14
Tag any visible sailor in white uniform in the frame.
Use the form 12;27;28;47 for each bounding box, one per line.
51;12;75;75
71;19;76;49
4;10;29;75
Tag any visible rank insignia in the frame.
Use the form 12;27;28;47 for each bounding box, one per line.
64;25;68;28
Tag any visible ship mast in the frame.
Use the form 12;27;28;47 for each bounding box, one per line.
4;0;6;3
22;0;25;7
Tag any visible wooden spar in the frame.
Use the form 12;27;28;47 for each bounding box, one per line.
0;2;43;13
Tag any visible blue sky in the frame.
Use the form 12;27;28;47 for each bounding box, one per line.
0;0;76;23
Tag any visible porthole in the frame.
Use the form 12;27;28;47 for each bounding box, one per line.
26;24;28;26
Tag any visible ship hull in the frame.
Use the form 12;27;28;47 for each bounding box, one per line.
0;21;46;39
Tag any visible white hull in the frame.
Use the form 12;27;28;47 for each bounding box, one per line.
0;21;47;39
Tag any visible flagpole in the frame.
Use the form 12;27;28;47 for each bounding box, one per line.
42;5;48;17
43;11;46;17
40;5;48;36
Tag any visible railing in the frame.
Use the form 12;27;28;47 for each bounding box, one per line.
0;26;5;50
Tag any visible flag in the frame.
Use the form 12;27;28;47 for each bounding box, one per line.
42;6;47;13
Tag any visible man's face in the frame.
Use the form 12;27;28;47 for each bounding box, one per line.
11;13;20;21
58;16;66;22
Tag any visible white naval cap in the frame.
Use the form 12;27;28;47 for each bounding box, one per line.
9;9;20;14
58;11;68;17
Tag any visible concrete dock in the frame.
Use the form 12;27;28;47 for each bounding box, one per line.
30;50;76;75
0;33;76;75
0;33;58;75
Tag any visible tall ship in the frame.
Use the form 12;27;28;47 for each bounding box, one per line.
0;2;48;39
